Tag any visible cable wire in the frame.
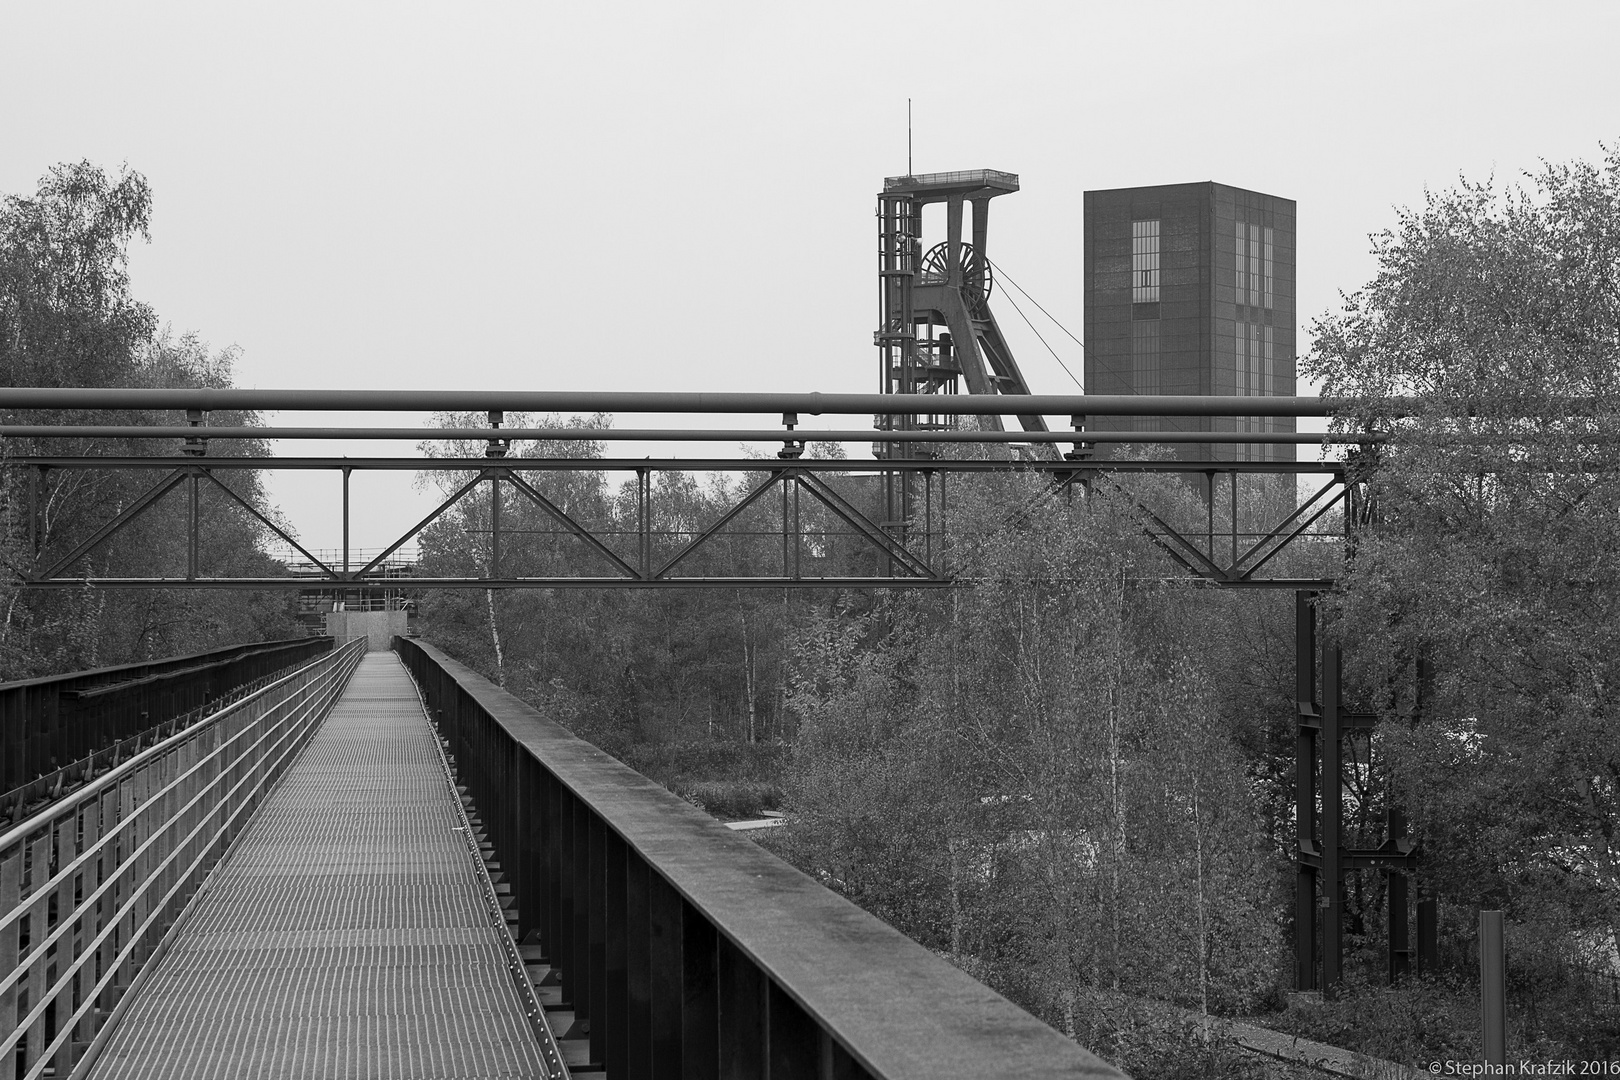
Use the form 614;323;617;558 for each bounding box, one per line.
985;257;1086;352
993;282;1085;392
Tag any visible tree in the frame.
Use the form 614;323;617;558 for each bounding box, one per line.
778;468;1285;1063
1305;145;1620;1001
0;163;299;677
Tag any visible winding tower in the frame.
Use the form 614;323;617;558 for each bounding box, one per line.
875;169;1048;452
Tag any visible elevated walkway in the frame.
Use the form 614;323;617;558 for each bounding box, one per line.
84;654;551;1079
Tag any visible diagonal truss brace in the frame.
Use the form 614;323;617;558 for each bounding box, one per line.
498;468;642;579
795;471;934;578
1230;478;1346;581
17;453;1340;589
33;469;190;581
654;471;788;579
354;471;490;579
1111;474;1348;585
654;468;938;581
200;471;336;577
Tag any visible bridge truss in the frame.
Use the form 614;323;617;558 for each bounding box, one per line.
2;388;1356;591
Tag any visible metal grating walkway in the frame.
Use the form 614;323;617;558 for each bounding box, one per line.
87;653;549;1080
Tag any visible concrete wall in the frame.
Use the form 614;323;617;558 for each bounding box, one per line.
323;610;409;652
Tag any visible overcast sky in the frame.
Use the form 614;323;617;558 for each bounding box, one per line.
4;1;1618;552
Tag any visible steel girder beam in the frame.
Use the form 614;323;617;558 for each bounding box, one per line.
0;424;1360;446
7;455;1346;474
11;455;1343;590
13;577;957;590
16;459;947;589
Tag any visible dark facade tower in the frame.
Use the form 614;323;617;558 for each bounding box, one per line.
1083;182;1296;461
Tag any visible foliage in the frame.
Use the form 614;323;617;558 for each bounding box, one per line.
1305;145;1620;1019
773;469;1290;1064
0;162;299;679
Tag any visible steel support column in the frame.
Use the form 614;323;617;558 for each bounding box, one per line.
1322;641;1344;994
1388;808;1411;980
1295;590;1319;991
342;466;351;578
188;471;200;579
636;468;651;579
490;473;501;580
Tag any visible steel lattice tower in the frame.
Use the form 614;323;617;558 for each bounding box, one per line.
875;170;1050;535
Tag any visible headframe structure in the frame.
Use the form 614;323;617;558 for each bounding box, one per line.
875;169;1050;448
875;169;1054;535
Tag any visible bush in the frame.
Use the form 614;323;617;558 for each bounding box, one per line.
677;779;782;819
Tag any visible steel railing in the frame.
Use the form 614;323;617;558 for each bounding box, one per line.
0;636;333;799
395;636;1122;1080
882;169;1020;191
0;637;364;1080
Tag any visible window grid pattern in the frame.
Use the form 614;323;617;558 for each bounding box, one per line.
1132;320;1159;400
1234;320;1275;460
1235;221;1275;308
1132;220;1160;302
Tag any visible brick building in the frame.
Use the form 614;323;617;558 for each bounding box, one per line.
1082;182;1296;461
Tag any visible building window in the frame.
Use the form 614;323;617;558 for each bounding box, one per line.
1235;221;1275;309
1235;319;1276;460
1235;319;1276;395
1132;219;1160;302
1263;324;1274;394
1133;319;1159;398
1264;226;1274;308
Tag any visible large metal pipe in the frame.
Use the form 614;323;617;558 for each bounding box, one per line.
0;424;1358;443
4;455;1345;474
0;387;1345;416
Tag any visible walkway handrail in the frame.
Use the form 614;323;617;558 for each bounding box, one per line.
0;637;364;1080
395;636;1123;1080
0;635;333;795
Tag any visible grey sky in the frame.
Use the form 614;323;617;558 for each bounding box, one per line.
4;1;1616;551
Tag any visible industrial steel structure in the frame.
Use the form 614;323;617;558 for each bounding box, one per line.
0;153;1554;1071
0;388;1351;593
874;170;1046;438
1293;594;1437;992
